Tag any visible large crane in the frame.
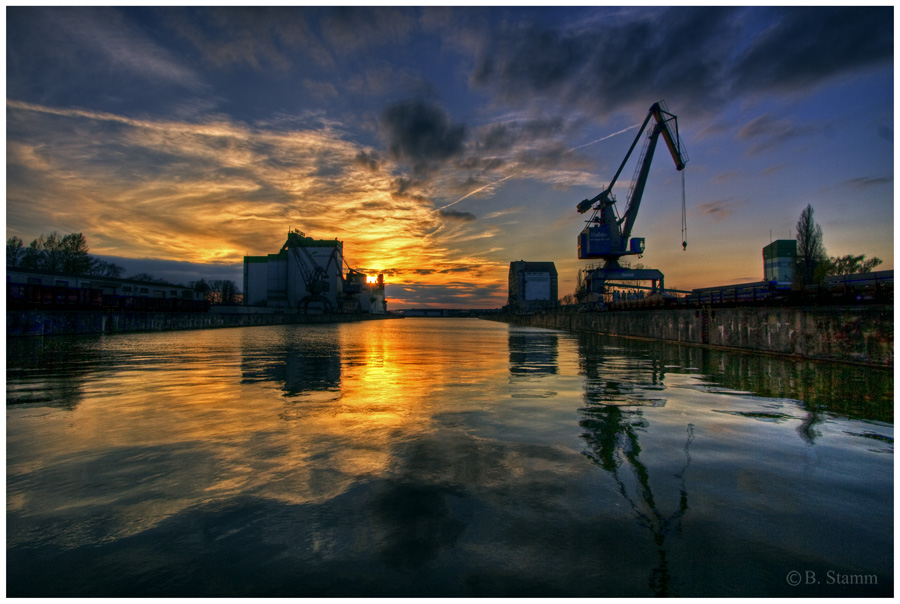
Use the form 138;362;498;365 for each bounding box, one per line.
576;101;687;303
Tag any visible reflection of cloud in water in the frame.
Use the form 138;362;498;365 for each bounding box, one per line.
7;442;225;548
371;482;466;570
712;409;795;423
8;427;622;597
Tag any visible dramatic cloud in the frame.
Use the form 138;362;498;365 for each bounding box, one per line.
164;7;327;72
475;117;567;153
735;114;806;156
354;150;382;172
438;210;477;222
7;7;207;112
733;7;893;93
7;101;433;267
469;6;892;118
319;7;418;53
470;7;735;116
379;99;468;178
385;280;505;308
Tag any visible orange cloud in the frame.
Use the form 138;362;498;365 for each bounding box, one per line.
6;99;510;304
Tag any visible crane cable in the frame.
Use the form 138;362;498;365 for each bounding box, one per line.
681;170;687;251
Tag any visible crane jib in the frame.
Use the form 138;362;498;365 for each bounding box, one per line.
650;105;687;171
576;102;688;262
577;104;686;215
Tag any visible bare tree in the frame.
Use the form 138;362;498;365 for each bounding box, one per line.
795;204;827;287
88;259;125;278
129;273;171;284
11;231;123;276
7;236;24;267
58;233;92;274
16;231;91;274
189;279;211;298
207;279;239;305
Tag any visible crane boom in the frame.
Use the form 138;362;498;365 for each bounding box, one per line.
621;103;686;241
652;102;686;171
576;102;686;264
575;109;657;214
577;102;685;214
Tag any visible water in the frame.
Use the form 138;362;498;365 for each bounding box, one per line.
6;318;893;597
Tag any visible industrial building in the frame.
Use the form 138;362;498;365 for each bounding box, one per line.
762;239;797;286
508;261;559;313
243;229;385;314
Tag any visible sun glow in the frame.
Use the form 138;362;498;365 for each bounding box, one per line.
366;274;378;284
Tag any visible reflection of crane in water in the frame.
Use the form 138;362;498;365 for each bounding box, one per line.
580;404;694;596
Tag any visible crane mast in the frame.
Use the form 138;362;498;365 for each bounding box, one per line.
576;102;687;304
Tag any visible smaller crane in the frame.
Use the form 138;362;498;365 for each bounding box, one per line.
577;101;687;303
284;229;340;313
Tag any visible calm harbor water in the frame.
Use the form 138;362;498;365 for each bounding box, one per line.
6;318;893;597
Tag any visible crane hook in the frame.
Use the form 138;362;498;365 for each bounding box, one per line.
680;169;687;251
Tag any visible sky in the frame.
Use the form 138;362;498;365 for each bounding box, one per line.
5;4;894;309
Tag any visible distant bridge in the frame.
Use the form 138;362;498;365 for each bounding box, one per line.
397;308;501;317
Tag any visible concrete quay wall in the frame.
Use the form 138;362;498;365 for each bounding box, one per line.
7;309;395;337
491;305;893;367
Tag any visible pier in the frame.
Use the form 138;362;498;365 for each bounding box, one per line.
6;307;398;337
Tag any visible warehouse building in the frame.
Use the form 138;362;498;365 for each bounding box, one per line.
508;261;559;313
243;229;385;314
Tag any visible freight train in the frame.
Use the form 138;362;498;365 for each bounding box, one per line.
603;270;892;311
7;268;209;312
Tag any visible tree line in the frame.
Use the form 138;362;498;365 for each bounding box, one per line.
794;204;882;287
7;232;240;305
7;232;125;278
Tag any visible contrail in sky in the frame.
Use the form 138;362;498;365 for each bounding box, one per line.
436;123;639;212
568;123;640;151
436;174;515;211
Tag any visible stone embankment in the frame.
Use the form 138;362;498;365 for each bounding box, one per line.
489;305;893;367
7;306;397;337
